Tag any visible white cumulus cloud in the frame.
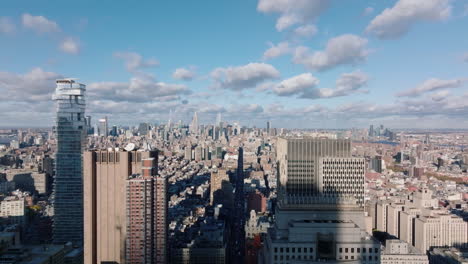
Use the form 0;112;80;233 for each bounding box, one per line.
172;67;196;81
22;13;60;33
272;73;319;96
88;74;190;103
59;37;80;54
293;24;318;38
211;63;280;90
396;78;465;97
366;0;452;39
262;42;291;60
268;71;368;99
0;68;62;102
293;34;369;71
114;52;159;72
257;0;329;31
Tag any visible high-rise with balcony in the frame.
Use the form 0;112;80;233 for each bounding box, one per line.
52;79;86;245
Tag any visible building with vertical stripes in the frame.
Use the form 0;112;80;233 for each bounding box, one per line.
83;149;160;264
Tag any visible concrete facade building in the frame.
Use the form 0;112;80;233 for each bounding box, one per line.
381;239;428;264
276;137;352;202
387;203;404;238
126;155;167;264
318;157;365;206
415;214;467;252
83;149;157;264
399;208;421;246
413;188;437;209
0;197;25;224
260;218;380;263
260;137;378;263
429;247;468;264
376;202;389;232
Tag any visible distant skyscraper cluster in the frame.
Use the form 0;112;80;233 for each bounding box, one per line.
31;78;461;264
368;124;395;140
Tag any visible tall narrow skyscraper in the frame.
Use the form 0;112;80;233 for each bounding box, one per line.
98;116;108;137
190;112;198;135
52;79;86;245
216;112;222;127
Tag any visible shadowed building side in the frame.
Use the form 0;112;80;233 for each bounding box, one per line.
84;149;157;264
259;136;380;263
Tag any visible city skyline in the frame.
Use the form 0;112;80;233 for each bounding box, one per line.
1;0;468;129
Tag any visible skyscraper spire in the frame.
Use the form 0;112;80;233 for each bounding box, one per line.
190;111;199;135
167;109;172;129
216;112;222;127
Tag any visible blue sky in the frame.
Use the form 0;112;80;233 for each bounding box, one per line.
1;0;468;128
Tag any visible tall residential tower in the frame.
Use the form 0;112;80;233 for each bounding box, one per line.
52;79;86;244
126;155;167;264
